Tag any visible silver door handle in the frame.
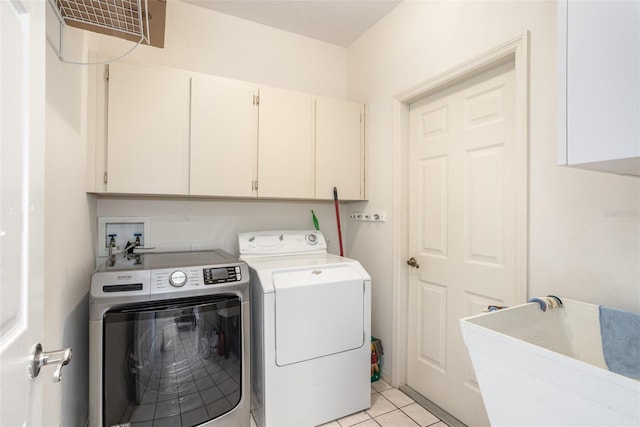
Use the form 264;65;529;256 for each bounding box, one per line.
406;257;420;268
29;343;72;383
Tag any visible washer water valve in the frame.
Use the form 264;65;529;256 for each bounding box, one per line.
107;234;117;257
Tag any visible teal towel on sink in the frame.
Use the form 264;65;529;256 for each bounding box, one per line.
599;305;640;379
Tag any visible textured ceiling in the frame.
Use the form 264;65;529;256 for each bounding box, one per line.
181;0;402;47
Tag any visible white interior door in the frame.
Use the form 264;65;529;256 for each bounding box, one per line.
0;0;45;425
407;60;519;427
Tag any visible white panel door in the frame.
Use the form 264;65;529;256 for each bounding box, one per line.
0;0;45;424
315;98;364;200
407;60;518;427
258;87;314;199
107;62;191;195
190;74;258;197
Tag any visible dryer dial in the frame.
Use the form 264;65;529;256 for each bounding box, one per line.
169;270;188;287
306;233;318;245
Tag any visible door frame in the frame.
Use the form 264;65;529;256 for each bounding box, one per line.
389;32;530;387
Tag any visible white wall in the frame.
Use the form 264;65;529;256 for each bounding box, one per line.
84;0;354;258
45;2;350;425
45;30;96;427
97;198;347;256
84;0;354;255
346;0;640;382
45;1;640;423
85;1;348;98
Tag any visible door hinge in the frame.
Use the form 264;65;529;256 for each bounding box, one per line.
103;172;108;184
253;95;260;106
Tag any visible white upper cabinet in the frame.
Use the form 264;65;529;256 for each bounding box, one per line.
315;97;365;200
257;87;315;199
97;62;366;199
558;0;640;176
106;62;191;194
190;74;258;197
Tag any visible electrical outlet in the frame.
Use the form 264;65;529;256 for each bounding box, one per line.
349;212;386;222
371;212;386;221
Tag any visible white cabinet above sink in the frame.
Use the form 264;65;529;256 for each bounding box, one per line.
558;0;640;176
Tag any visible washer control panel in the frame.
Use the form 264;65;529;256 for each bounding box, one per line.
90;250;248;299
203;266;242;285
152;264;245;294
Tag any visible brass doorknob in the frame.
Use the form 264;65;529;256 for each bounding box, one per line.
406;257;420;268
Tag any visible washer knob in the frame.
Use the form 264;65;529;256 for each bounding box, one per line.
306;233;318;245
169;271;188;287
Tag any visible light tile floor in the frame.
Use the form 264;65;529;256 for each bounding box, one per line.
249;380;449;427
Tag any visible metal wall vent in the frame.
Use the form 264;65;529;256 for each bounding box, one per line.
55;0;149;41
47;0;156;64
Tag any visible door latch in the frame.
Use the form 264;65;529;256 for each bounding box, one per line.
29;343;72;383
406;257;420;268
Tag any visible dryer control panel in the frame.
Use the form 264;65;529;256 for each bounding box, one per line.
238;230;327;257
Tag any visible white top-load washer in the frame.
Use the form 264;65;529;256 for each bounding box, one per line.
239;230;371;427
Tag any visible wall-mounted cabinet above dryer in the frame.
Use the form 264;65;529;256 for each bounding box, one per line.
89;61;367;200
558;0;640;176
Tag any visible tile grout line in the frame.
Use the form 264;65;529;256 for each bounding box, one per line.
371;385;434;427
399;385;465;427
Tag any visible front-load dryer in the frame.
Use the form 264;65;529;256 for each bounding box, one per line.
238;230;371;427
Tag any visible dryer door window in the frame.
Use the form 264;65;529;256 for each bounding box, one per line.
272;265;365;366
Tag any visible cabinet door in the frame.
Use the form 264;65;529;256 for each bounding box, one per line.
559;0;640;175
258;87;314;199
190;74;258;197
107;62;190;194
315;98;365;200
